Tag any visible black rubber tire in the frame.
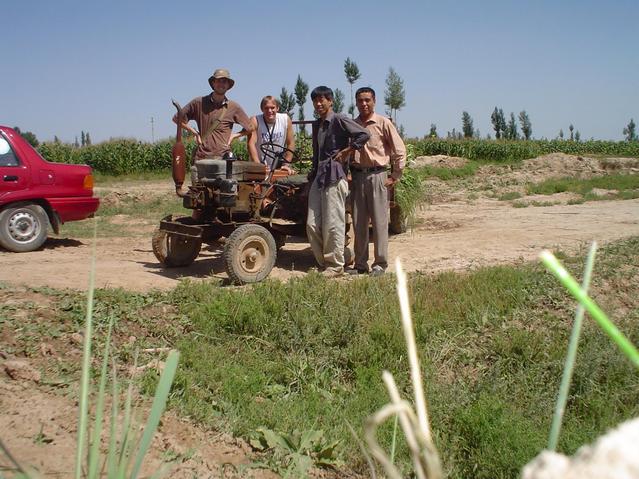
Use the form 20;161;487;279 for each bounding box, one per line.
273;232;286;251
152;228;202;267
0;203;49;252
389;204;407;235
223;224;276;284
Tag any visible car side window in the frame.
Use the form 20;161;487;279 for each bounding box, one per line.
0;137;20;167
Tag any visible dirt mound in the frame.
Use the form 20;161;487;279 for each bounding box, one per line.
477;154;603;184
599;157;639;171
412;155;468;169
522;153;603;177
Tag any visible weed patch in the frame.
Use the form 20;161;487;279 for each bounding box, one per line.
526;173;639;201
4;238;639;477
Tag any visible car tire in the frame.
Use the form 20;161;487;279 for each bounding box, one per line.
223;224;276;284
152;228;202;267
0;203;49;252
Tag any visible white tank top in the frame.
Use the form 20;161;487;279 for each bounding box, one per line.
256;112;288;169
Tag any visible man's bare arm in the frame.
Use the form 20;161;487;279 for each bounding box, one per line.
246;117;260;163
284;116;295;163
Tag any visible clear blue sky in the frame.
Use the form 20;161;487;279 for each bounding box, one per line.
2;0;637;144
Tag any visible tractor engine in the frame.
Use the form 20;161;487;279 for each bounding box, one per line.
182;156;267;215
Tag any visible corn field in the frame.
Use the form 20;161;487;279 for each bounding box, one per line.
37;138;639;175
412;138;639;162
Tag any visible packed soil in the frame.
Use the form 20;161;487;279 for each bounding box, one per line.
1;154;638;291
1;153;638;477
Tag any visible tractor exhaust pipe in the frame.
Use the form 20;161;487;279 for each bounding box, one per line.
171;99;188;197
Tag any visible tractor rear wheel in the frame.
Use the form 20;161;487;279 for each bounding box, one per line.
389;203;407;235
224;224;276;284
152;228;202;267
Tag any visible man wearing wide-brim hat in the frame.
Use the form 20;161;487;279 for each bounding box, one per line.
173;68;253;161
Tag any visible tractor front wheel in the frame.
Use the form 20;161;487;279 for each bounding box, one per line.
223;224;276;284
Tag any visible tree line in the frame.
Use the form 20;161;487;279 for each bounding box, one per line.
430;113;638;143
10;127;92;148
276;58;407;135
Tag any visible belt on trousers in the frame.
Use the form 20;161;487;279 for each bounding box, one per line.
351;165;387;173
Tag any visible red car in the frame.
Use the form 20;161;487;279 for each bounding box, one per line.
0;126;99;252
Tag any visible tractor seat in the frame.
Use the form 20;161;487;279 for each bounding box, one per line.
273;174;308;186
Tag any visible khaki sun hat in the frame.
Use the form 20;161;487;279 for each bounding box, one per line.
208;68;235;90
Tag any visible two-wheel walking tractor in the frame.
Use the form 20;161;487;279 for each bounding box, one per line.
152;100;307;284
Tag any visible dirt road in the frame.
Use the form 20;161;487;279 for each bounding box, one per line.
1;194;637;291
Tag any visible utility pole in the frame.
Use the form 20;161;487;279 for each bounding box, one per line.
150;117;155;142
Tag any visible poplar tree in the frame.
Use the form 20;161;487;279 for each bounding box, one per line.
279;87;296;118
491;107;507;139
344;57;361;118
294;75;309;135
518;110;532;140
384;67;406;124
569;124;574;141
333;88;345;114
429;124;438;138
506;113;518;140
623;118;637;141
462;111;474;138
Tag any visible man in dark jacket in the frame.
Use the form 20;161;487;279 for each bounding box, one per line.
306;86;370;277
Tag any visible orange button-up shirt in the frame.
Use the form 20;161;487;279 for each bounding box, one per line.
354;113;406;180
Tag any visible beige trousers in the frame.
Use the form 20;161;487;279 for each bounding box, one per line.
351;170;389;271
306;178;349;272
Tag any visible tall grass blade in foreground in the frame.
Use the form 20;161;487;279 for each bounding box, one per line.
364;259;442;479
547;242;597;451
540;250;639;369
75;220;98;479
87;318;114;478
130;350;180;478
70;218;181;479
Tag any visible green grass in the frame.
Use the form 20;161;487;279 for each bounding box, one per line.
59;194;185;238
94;169;172;184
526;173;639;198
498;191;523;201
3;238;638;477
162;240;639;477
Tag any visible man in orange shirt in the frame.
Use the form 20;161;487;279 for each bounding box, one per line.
349;87;406;276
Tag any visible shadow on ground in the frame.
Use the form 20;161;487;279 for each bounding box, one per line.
140;236;317;285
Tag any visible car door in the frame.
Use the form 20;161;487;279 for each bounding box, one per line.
0;134;29;201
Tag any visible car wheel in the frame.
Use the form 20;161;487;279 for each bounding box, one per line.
152;228;202;267
0;203;49;252
224;224;276;284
